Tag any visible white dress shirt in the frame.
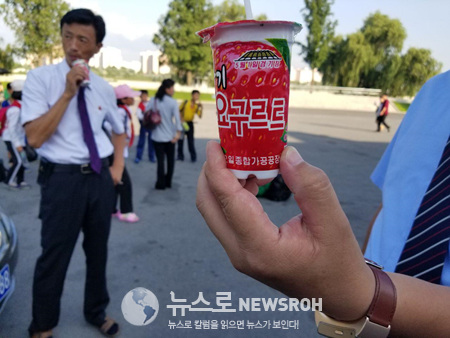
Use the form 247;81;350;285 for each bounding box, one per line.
21;60;124;164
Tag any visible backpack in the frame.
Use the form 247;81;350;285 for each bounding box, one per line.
0;106;8;136
257;174;292;201
142;99;162;130
0;101;20;137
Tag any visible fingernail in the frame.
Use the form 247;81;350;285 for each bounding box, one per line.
286;146;304;166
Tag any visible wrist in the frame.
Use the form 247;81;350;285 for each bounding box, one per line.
316;261;397;338
61;91;75;101
324;263;375;321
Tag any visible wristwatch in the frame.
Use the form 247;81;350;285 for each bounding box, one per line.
315;260;397;338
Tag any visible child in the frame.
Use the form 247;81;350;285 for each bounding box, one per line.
2;79;29;189
112;84;140;222
177;90;202;162
376;94;390;132
134;89;156;163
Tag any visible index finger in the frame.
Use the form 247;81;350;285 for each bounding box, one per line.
204;141;278;242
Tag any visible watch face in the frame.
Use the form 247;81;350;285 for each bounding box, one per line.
364;258;384;270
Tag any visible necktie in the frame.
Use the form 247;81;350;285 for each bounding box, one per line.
395;136;450;283
77;86;102;173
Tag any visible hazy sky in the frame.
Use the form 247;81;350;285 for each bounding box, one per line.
0;0;448;72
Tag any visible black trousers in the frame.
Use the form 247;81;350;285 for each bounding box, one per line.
177;121;196;161
29;161;115;333
114;166;133;214
4;141;24;185
376;115;390;131
153;141;175;189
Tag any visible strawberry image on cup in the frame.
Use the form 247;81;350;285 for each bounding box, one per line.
197;20;301;179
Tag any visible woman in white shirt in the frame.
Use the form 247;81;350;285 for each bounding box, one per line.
147;79;182;190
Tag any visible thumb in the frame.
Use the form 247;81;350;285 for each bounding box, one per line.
280;146;350;238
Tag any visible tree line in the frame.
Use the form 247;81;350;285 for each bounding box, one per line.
302;0;442;96
0;0;442;96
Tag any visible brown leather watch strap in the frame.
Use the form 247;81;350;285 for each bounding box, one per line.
367;265;397;328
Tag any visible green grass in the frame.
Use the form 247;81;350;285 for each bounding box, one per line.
393;101;410;112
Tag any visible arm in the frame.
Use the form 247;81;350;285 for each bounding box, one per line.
178;100;186;123
171;131;182;144
196;142;450;337
136;102;145;121
7;108;25;151
171;100;182;144
379;101;388;116
197;103;203;118
362;203;382;253
24;64;88;148
109;131;126;185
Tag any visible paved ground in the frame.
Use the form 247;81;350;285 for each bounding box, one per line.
0;102;402;338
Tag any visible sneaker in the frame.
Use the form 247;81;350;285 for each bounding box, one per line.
118;212;140;223
19;181;31;189
112;211;121;218
6;182;19;189
134;158;141;164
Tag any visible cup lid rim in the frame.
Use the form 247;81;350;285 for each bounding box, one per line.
196;20;302;43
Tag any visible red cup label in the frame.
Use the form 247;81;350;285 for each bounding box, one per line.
213;41;290;173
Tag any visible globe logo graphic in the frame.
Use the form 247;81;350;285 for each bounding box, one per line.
121;287;159;326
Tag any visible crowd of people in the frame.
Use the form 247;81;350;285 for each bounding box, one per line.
1;81;202;194
1;6;449;338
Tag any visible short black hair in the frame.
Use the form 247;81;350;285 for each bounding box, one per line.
60;8;106;44
192;90;200;95
6;82;11;90
11;91;22;100
140;90;148;95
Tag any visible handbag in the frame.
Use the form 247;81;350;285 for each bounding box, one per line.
24;144;38;162
142;99;162;130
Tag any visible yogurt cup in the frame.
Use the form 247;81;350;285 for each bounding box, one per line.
197;20;301;179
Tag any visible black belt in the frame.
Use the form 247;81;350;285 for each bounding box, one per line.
43;158;110;175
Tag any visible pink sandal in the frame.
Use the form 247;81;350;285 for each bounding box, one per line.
118;212;140;223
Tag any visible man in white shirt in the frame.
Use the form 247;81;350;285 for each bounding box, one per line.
21;9;126;338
